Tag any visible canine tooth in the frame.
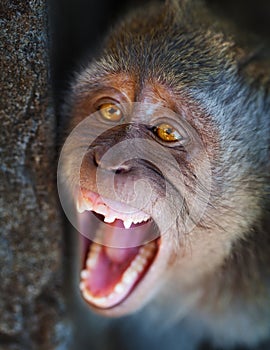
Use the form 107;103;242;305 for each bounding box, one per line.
76;200;87;213
80;270;89;280
124;219;133;229
76;202;84;213
76;198;93;213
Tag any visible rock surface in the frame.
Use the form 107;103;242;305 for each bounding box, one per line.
0;1;70;348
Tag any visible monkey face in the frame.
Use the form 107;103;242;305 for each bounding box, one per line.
58;52;265;319
59;78;262;319
56;0;270;346
58;78;229;316
57;2;267;321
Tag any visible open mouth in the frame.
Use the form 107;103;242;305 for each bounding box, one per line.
76;189;160;309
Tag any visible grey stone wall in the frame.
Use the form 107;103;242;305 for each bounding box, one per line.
0;1;70;349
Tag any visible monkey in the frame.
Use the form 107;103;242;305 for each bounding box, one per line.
57;0;270;349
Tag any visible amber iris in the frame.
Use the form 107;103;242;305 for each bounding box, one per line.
99;103;123;122
154;123;183;142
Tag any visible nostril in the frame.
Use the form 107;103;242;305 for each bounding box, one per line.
114;164;131;174
93;152;99;168
101;162;131;174
93;150;131;173
93;149;103;167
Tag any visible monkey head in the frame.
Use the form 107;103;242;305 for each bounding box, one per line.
58;0;270;346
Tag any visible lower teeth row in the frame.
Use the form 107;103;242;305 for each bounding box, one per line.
80;242;156;304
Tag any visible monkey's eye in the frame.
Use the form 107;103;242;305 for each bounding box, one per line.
153;123;183;142
99;103;123;122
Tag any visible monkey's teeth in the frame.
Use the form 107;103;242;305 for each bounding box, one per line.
76;198;93;213
80;242;156;308
80;269;89;279
86;243;102;268
103;215;116;224
96;203;108;217
123;219;133;229
76;195;151;227
114;283;125;294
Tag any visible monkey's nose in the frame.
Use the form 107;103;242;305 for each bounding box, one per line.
93;150;131;174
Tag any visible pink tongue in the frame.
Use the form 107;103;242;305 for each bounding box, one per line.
86;247;139;297
105;246;139;263
101;219;151;263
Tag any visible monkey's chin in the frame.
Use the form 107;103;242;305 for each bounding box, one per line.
77;189;172;315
